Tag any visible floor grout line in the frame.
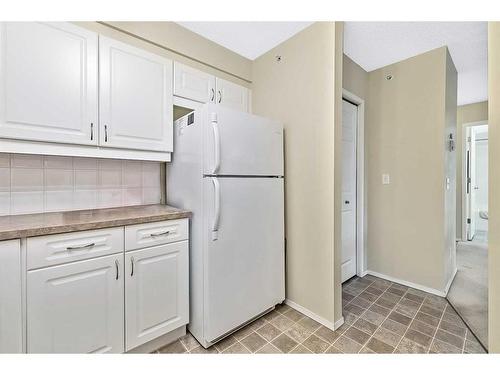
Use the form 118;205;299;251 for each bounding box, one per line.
426;298;448;353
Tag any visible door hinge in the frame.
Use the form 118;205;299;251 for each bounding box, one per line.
467;218;471;224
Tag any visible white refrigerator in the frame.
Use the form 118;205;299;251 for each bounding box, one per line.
167;103;285;348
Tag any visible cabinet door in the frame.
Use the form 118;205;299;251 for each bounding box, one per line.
216;78;249;112
0;22;98;145
0;240;22;353
173;62;216;103
125;241;188;351
27;254;124;353
99;36;173;152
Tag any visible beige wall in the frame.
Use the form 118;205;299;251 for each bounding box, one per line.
366;47;457;293
252;22;342;325
444;50;458;286
343;55;369;100
333;23;344;323
75;22;252;87
456;101;488;240
488;22;500;353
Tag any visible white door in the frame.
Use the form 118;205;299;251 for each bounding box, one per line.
27;254;124;353
0;22;98;145
203;104;283;176
203;177;284;342
341;100;357;282
99;36;173;152
216;78;249;112
466;127;477;240
173;62;216;103
0;240;22;353
125;242;189;351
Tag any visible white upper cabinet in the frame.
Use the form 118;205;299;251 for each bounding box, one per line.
216;78;249;112
99;36;173;152
173;62;216;104
0;22;98;145
173;62;250;112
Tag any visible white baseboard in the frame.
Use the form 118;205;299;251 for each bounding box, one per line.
365;270;447;297
285;299;343;331
334;316;345;329
444;267;458;296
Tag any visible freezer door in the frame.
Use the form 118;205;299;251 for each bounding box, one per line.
203;104;283;176
203;177;285;342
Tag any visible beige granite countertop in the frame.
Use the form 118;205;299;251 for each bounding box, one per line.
0;204;191;241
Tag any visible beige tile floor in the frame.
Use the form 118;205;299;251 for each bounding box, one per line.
154;275;487;354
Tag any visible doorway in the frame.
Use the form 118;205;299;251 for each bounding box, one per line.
463;123;489;243
341;90;365;283
447;121;488;349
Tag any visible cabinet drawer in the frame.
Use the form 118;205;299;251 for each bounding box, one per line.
125;219;188;251
27;227;124;270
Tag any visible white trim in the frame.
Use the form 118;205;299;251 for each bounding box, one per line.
334;317;345;330
284;299;342;331
365;270;447;297
0;139;171;162
342;89;366;278
444;267;458;295
461;120;488;241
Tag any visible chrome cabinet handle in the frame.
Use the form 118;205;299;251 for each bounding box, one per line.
130;257;135;277
104;125;108;142
210;88;215;102
90;123;94;141
150;230;170;237
115;259;119;280
218;90;222;103
66;242;95;251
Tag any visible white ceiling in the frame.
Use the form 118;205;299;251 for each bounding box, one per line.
176;22;313;60
344;22;488;106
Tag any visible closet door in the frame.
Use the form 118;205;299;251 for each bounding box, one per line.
216;78;249;112
0;22;98;145
99;36;173;152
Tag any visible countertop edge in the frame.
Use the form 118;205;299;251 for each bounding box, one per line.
0;209;191;241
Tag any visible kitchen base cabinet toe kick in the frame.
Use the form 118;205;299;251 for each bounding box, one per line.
1;217;189;354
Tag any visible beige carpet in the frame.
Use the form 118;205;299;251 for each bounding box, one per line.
447;240;488;349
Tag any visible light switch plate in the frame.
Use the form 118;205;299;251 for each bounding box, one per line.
382;174;390;185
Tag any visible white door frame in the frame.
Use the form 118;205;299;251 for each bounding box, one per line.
342;89;366;277
461;120;488;241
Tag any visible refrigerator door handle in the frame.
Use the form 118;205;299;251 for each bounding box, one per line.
211;177;221;241
211;113;221;174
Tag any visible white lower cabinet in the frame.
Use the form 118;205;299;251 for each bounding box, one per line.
20;219;189;353
27;253;125;353
0;240;22;353
125;241;189;351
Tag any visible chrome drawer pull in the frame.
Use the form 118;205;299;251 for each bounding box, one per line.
150;230;170;238
66;242;95;251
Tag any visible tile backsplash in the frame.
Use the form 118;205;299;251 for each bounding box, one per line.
0;153;162;216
